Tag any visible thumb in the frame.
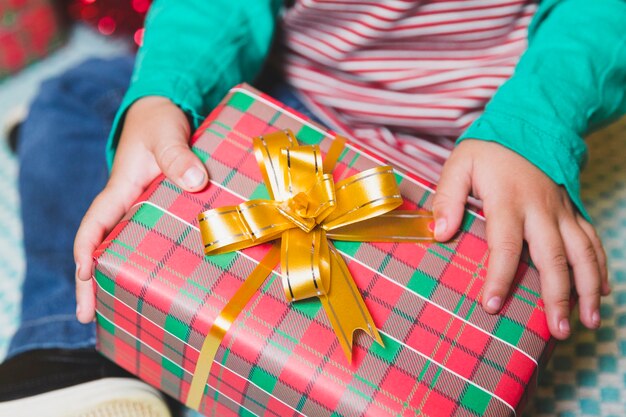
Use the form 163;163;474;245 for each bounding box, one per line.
155;140;209;192
432;150;472;241
151;120;209;192
123;96;209;192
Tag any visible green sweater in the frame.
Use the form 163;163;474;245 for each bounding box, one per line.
108;0;626;219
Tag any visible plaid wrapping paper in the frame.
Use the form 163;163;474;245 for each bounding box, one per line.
94;84;553;417
0;0;65;79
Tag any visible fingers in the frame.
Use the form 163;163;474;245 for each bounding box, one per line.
432;151;472;241
73;178;144;320
483;206;605;335
526;216;572;340
76;273;96;323
481;206;524;314
560;218;602;329
577;215;610;296
74;180;141;281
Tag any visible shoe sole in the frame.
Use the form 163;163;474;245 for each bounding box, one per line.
0;378;172;417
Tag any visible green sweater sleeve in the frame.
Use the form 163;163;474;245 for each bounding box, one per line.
459;0;626;219
105;0;282;167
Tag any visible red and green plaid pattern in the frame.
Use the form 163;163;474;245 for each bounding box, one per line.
94;84;552;417
0;0;65;79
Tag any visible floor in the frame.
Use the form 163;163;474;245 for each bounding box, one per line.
0;24;625;417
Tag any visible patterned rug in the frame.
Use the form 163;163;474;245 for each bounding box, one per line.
0;27;624;417
524;119;626;417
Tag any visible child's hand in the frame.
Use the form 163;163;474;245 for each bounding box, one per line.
432;140;609;339
73;96;209;323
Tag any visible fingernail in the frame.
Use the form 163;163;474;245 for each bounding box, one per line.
486;296;502;311
181;166;206;189
559;318;570;335
434;218;447;238
75;263;81;278
76;304;81;317
591;310;601;328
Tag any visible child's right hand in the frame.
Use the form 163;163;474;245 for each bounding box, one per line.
73;96;209;323
432;140;608;339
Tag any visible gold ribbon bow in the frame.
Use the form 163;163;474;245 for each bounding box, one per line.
186;130;433;410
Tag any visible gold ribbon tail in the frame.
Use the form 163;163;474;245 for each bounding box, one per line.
327;211;434;242
186;245;281;410
320;244;384;362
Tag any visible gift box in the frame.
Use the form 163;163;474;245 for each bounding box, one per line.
0;0;66;79
94;84;552;417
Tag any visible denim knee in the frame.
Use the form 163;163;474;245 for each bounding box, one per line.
18;55;135;155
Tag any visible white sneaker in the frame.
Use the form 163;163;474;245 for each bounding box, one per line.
0;377;172;417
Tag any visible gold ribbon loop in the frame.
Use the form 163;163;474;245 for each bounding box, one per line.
189;129;435;410
321;166;403;231
253;131;297;200
199;200;293;254
280;145;324;194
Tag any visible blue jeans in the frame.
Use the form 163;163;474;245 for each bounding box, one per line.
7;57;134;359
7;53;316;369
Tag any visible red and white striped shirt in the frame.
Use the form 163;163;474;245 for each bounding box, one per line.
282;0;537;181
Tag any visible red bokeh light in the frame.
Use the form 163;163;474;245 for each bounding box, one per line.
134;28;145;46
97;16;116;35
131;0;150;13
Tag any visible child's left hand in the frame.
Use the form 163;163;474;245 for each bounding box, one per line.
432;139;609;339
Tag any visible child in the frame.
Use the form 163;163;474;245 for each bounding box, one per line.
2;0;625;415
